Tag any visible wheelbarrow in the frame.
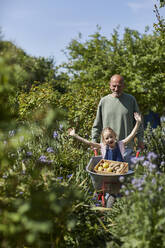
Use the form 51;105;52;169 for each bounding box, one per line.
86;155;134;208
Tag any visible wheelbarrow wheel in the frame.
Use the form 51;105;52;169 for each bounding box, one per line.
106;195;116;208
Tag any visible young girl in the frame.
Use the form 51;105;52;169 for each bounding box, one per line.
68;112;142;162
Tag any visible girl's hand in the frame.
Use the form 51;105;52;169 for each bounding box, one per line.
68;128;76;136
134;112;142;123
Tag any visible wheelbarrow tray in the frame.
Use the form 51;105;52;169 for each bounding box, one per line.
86;156;134;194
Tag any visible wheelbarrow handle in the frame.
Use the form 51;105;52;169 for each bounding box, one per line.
136;150;140;157
93;148;98;156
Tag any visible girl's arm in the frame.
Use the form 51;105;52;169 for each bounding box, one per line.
68;128;101;149
122;112;142;145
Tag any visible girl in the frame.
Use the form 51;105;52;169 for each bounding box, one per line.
68;112;142;162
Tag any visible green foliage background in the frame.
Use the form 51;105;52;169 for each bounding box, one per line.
0;3;165;247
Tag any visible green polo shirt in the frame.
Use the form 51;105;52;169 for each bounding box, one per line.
91;93;144;149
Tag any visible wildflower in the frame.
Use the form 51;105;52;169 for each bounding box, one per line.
47;147;54;153
138;156;145;161
119;176;125;183
26;151;32;157
39;155;47;163
147;152;157;161
143;161;150;167
57;176;63;181
67;174;72;178
59;124;63;130
53;131;58;138
125;190;129;196
131;157;139;164
131;177;145;190
148;163;157;172
95;203;101;207
161;161;165;167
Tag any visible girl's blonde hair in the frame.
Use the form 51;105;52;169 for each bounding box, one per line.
101;127;117;143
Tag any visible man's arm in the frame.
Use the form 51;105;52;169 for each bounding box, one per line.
91;101;103;142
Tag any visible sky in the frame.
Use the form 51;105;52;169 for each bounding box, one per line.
0;0;165;65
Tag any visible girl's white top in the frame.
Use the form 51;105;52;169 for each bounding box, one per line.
100;140;125;159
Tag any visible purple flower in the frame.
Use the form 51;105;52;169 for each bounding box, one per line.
131;157;139;164
161;161;165;167
57;176;63;181
125;190;129;196
47;147;54;153
138;156;145;161
53;131;58;138
147;152;157;161
131;176;146;190
95;203;101;207
26;151;32;157
148;163;157;172
39;155;47;163
67;174;72;178
119;176;125;183
143;161;150;167
59;124;63;130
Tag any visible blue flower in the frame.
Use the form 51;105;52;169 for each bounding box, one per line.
39;155;47;163
59;124;63;130
125;190;129;195
119;176;125;183
161;161;165;167
147;152;157;161
148;163;157;172
53;131;58;138
143;161;150;167
67;174;72;178
130;157;139;164
57;176;63;181
26;151;32;157
131;176;146;190
47;147;54;153
95;203;101;207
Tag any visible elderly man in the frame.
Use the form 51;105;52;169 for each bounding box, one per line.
91;74;144;163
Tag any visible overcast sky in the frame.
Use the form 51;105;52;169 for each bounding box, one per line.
1;0;165;65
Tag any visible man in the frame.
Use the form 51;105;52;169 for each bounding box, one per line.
91;74;144;162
